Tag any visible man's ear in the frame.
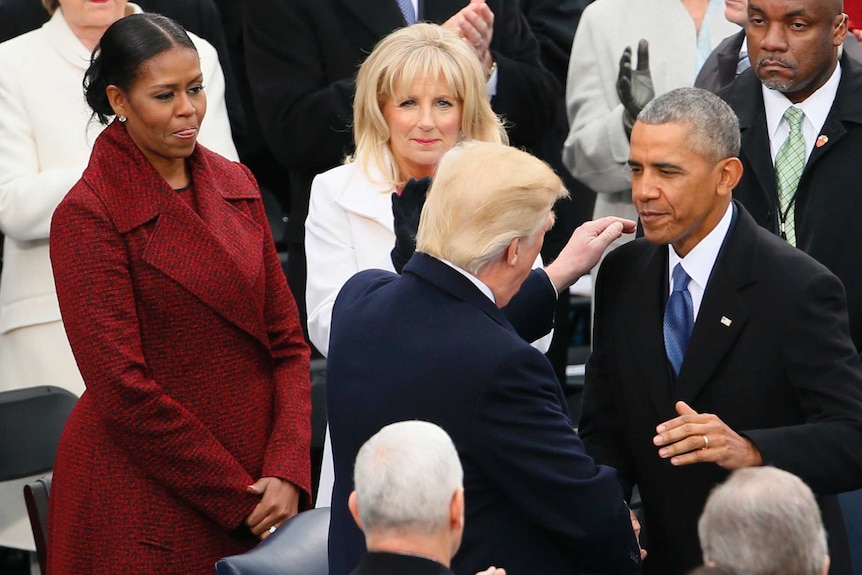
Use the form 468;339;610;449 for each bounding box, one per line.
106;85;126;118
505;238;520;266
834;12;848;47
450;488;464;531
717;157;743;197
348;491;364;533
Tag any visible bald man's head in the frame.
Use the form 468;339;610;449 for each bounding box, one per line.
747;0;847;103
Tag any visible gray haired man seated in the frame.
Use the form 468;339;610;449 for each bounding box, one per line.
348;420;504;575
698;466;830;575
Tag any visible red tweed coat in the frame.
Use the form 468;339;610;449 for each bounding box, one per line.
47;120;311;574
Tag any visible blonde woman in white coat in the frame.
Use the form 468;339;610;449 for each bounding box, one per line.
306;24;562;507
0;0;237;552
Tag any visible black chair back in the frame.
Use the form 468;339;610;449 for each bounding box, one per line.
0;386;76;481
216;507;330;575
23;475;52;575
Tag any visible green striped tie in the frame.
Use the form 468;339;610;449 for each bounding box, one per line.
775;106;805;246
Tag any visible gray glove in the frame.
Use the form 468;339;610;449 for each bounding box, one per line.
616;39;655;139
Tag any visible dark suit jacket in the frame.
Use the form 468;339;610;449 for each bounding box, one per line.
694;29;745;93
699;29;862;94
326;253;641;575
718;56;862;356
244;0;558;243
0;0;46;42
580;203;862;575
350;552;455;575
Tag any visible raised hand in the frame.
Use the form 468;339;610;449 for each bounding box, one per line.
617;39;655;138
543;216;637;293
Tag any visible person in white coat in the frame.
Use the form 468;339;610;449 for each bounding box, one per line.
0;0;237;554
305;24;561;507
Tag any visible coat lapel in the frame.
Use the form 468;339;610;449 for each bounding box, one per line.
334;161;394;231
674;204;756;405
84;121;269;347
795;57;862;224
733;73;777;209
715;31;745;87
620;242;675;417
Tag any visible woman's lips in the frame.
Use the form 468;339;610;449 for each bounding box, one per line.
413;139;439;146
173;128;198;139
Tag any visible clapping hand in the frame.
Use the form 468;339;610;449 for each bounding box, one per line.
391;176;432;273
617;39;655;139
443;0;495;70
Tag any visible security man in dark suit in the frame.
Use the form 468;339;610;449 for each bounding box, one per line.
718;0;862;358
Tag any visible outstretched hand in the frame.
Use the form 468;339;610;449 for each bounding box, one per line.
543;216;636;293
617;39;655;138
653;401;763;470
391;176;432;273
475;567;506;575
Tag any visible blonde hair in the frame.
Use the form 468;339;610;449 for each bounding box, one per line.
351;23;507;187
417;141;567;274
42;0;59;15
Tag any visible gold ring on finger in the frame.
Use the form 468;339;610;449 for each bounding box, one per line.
702;435;709;450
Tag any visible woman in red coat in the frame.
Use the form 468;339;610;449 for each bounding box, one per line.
47;14;311;574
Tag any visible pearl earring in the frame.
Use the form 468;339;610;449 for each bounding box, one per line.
118;115;127;123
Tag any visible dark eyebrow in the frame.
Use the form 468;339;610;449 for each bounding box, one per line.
652;162;684;171
627;159;686;172
151;75;204;90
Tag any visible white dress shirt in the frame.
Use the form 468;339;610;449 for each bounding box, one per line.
667;202;734;321
441;258;497;303
763;62;841;164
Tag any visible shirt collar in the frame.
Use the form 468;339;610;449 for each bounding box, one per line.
762;61;841;140
439;259;496;304
668;202;734;292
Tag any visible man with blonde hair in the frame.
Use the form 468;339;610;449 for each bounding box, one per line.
698;467;830;575
325;141;642;575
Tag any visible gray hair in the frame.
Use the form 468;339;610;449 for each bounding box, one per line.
353;420;464;535
698;467;828;575
638;87;741;162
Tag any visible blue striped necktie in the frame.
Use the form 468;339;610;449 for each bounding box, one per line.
396;0;416;24
664;263;694;377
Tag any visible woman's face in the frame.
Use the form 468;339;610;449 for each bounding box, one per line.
382;74;462;182
58;0;128;33
109;46;207;180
